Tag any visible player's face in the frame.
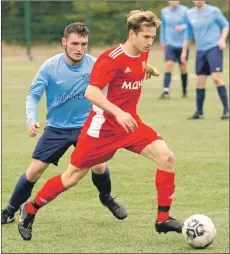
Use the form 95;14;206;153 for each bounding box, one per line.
62;33;88;63
168;1;180;8
131;26;156;53
193;1;206;8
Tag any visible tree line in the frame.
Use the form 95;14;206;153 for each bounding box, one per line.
2;1;229;46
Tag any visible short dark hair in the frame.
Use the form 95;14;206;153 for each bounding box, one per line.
64;22;89;38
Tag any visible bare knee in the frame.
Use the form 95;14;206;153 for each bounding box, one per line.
165;61;174;72
196;75;207;88
141;140;175;173
158;151;175;173
91;163;106;174
62;164;90;188
62;170;80;187
212;72;224;86
26;159;49;182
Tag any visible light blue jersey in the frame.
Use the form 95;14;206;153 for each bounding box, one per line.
160;5;189;48
185;4;229;51
26;53;96;128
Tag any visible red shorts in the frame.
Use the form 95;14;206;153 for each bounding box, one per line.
71;122;163;168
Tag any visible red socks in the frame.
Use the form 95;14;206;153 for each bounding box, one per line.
155;169;175;223
26;174;67;215
25;170;176;223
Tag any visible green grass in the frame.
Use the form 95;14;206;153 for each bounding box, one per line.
2;50;229;253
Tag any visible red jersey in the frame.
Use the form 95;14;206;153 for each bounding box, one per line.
83;44;149;138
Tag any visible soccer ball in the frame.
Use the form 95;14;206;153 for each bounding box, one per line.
182;214;216;249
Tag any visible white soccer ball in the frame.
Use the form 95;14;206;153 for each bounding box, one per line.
182;214;216;249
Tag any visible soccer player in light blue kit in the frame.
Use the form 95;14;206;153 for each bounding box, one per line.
2;23;127;226
181;1;229;120
160;1;189;99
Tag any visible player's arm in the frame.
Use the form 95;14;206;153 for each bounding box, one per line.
160;11;166;50
215;8;229;50
85;85;124;117
181;13;193;64
219;28;229;50
26;61;49;137
175;24;187;32
145;63;159;80
85;85;138;133
85;56;138;133
181;40;190;64
175;7;189;32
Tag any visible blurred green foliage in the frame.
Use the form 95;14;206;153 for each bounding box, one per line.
2;1;229;46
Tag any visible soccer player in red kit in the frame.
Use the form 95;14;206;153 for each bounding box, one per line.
18;9;183;241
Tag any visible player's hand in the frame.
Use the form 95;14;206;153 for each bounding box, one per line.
161;44;166;51
145;64;160;80
175;25;183;32
180;52;187;64
218;39;226;50
28;122;40;137
116;112;138;133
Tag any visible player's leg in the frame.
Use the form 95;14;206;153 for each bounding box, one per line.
18;163;90;240
179;63;188;97
70;129;127;220
2;127;72;224
2;159;48;225
207;47;229;119
140;140;182;233
22;163;127;223
177;47;189;97
17;135;124;240
211;72;229;119
91;164;127;220
91;164;112;202
188;50;208;120
188;75;207;119
22;128;86;218
125;123;182;233
159;46;175;99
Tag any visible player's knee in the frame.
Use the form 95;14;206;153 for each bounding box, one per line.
196;80;205;88
63;174;79;187
165;61;174;72
158;150;175;172
26;166;44;182
26;159;49;182
91;163;106;174
68;174;80;186
62;167;83;187
212;74;224;86
26;172;40;182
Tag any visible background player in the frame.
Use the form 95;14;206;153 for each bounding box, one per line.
159;1;189;99
1;22;127;226
181;0;229;120
18;10;183;241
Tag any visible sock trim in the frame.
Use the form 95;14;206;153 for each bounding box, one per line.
158;206;170;212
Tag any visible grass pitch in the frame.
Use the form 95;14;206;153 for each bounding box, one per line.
1;48;229;253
